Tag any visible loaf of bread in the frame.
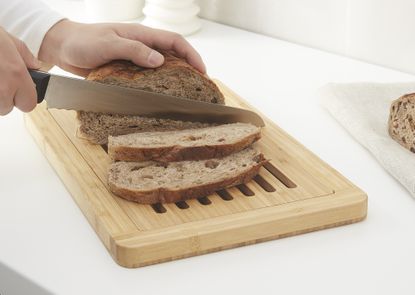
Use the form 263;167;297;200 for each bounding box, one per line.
108;123;261;162
78;53;264;204
108;147;266;204
388;93;415;152
77;52;225;144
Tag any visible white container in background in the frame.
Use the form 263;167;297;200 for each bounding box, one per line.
142;0;201;36
85;0;144;22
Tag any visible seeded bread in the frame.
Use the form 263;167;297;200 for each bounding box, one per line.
77;52;225;144
388;93;415;152
108;123;261;162
108;147;267;204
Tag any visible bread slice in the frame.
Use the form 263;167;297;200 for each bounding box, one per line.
78;112;211;145
108;123;261;162
77;52;225;144
388;93;415;152
108;148;266;204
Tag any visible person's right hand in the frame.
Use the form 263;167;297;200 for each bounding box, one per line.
0;27;41;116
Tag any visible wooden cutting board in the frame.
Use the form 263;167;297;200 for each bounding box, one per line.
24;80;367;268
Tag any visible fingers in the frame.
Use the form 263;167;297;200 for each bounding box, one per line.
6;62;37;112
13;76;37;112
8;34;38;112
0;28;38;115
102;37;165;68
170;35;206;73
0;86;14;116
9;34;41;69
114;24;206;73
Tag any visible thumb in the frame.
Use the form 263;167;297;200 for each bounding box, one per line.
106;38;164;68
9;34;41;69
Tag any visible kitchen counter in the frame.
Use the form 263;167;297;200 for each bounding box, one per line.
1;14;415;295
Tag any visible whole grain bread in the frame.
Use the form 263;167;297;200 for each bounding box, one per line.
108;123;261;162
388;93;415;152
77;52;225;144
78;112;211;145
108;147;267;204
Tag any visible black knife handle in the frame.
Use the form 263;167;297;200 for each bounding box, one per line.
29;69;51;103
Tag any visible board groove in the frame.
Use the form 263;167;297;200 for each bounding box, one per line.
24;80;367;268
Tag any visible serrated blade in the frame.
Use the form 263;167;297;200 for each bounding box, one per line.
43;74;265;127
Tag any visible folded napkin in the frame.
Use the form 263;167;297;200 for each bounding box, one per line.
319;82;415;198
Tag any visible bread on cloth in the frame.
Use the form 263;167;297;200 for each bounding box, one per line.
389;93;415;152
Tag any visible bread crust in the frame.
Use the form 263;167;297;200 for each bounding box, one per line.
108;131;261;162
388;93;415;152
108;154;267;204
86;52;225;104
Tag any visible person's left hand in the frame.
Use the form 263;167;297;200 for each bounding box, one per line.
38;20;206;76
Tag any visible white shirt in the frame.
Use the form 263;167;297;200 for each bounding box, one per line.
0;0;64;57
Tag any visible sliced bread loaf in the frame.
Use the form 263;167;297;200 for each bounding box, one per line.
77;52;225;144
108;123;261;162
389;93;415;152
108;147;266;204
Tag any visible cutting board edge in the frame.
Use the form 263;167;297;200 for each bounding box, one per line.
111;187;367;268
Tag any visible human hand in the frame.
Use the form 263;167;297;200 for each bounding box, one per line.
39;20;206;77
0;27;40;115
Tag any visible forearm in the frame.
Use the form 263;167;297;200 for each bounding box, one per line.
0;0;64;57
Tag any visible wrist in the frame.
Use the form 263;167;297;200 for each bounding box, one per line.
38;19;80;66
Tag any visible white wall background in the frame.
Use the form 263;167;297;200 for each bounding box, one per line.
196;0;415;75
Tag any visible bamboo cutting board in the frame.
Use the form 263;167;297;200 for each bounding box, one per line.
24;80;367;268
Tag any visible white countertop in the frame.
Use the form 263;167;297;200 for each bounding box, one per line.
1;15;415;295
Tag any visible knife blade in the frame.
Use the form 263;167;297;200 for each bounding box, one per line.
29;69;265;127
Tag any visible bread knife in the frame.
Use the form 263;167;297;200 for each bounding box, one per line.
29;70;265;127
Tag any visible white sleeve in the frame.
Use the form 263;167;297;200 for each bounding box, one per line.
0;0;65;57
